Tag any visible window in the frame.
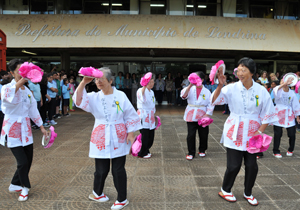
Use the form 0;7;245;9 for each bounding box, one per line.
275;0;299;20
140;0;166;15
31;0;54;14
112;0;138;14
3;0;29;14
83;0;110;14
57;0;82;14
250;0;274;19
223;0;248;18
196;0;217;16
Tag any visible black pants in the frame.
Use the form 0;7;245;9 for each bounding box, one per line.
94;156;127;202
124;88;132;103
187;122;209;156
48;98;56;120
138;128;155;157
222;148;258;196
10;144;34;188
167;91;173;104
40;100;48;123
273;125;296;154
176;89;182;105
0;111;4;134
156;90;163;104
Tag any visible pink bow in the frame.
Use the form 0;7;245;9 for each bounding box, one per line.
188;73;202;86
198;117;214;128
140;72;152;86
131;134;142;157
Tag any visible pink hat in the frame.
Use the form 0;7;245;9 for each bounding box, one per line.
247;134;272;154
198;117;213;128
19;62;43;83
140;72;152;86
78;67;103;78
188;73;202;86
209;60;225;85
42;126;57;149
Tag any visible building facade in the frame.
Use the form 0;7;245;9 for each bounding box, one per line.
0;0;299;77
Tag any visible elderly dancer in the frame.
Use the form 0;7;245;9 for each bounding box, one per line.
1;59;47;202
211;58;277;206
137;72;156;159
272;77;300;158
181;71;214;160
74;67;141;210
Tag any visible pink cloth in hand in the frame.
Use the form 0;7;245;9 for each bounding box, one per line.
27;69;43;83
209;60;224;85
155;116;161;130
198;117;214;128
188;73;202;86
247;134;272;154
140;72;152;86
44;126;57;149
79;67;103;78
131;134;142;157
260;134;272;152
19;62;43;82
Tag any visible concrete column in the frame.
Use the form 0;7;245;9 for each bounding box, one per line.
60;51;70;73
273;61;277;73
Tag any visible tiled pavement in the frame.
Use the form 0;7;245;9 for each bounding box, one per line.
1;106;300;210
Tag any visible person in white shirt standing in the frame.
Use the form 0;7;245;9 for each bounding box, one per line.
272;77;300;158
137;72;156;159
181;71;214;160
1;59;47;202
211;57;277;206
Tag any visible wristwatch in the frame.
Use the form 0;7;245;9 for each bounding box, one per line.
258;130;262;134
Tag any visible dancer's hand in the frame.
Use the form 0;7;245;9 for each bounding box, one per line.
127;132;135;145
82;77;93;85
284;77;294;86
40;126;48;137
217;69;226;86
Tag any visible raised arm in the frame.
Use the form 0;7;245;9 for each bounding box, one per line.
212;70;226;104
75;77;93;106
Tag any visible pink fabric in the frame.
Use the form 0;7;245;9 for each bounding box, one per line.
140;72;152;86
233;68;238;78
44;126;57;149
19;62;43;83
196;88;202;99
209;60;224;85
198;117;214;128
26;70;43;83
155;116;161;130
131;134;142;157
296;81;300;93
247;134;272;154
79;67;103;78
188;73;202;86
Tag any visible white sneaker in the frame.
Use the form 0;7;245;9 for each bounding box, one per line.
244;193;258;206
111;200;129;210
186;155;193;160
8;184;22;193
273;153;282;158
50;120;57;125
89;192;109;203
18;187;29;202
143;153;152;159
287;151;293;156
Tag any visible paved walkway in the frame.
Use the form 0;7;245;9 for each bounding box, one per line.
1;107;300;210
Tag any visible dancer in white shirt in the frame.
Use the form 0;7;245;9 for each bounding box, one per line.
1;59;47;202
74;67;141;210
272;78;300;158
211;57;277;206
136;72;156;159
181;71;214;160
